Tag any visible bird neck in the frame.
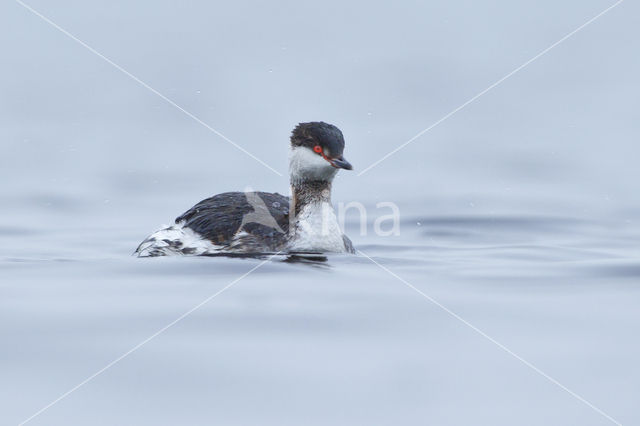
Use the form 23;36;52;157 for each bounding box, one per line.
290;180;332;218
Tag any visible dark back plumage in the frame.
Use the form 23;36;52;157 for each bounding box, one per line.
176;191;290;251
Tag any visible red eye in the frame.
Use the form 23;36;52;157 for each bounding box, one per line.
313;145;323;154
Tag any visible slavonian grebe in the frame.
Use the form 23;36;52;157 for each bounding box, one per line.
135;122;355;257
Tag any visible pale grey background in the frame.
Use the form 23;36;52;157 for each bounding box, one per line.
1;1;638;425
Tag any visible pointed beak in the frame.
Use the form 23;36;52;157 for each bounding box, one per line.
330;156;353;170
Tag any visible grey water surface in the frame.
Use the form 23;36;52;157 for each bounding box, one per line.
1;0;639;425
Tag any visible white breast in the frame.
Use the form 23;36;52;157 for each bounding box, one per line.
288;201;347;253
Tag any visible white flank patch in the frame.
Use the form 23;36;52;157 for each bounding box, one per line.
135;222;222;257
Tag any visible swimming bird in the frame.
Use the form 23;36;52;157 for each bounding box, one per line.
135;122;354;257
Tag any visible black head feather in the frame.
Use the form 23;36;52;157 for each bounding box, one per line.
290;122;345;157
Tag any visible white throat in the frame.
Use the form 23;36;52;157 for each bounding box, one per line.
289;146;337;185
